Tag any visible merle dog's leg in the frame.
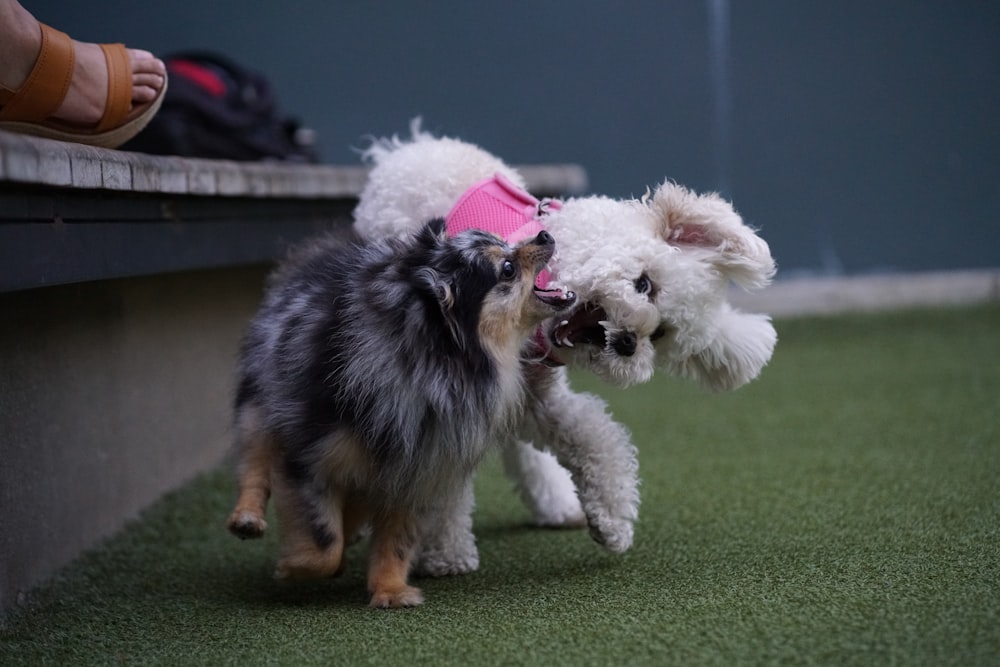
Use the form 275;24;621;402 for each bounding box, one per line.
271;472;347;580
227;404;274;539
368;506;424;608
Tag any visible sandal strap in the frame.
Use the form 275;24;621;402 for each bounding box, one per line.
0;24;74;123
95;42;131;133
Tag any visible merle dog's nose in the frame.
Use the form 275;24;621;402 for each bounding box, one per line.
611;331;637;357
534;230;554;246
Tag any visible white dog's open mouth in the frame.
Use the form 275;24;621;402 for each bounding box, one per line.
551;302;609;349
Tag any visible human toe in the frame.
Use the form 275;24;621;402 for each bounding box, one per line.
131;74;165;103
128;49;166;71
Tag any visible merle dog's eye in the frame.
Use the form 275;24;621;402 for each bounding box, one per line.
500;260;517;280
635;274;653;296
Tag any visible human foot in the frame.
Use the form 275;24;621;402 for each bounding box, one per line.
48;41;166;128
0;1;166;146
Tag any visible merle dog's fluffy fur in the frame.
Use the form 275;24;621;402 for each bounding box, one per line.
228;220;573;608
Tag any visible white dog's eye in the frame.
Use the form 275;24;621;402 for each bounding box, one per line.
634;274;653;296
500;260;517;280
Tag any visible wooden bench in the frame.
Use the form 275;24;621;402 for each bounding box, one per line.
0;131;586;291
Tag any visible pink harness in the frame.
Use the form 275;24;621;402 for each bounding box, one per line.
445;173;560;287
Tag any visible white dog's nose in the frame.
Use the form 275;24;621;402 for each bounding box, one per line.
611;331;637;356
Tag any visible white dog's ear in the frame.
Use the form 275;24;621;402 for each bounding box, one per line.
661;305;777;392
649;181;776;290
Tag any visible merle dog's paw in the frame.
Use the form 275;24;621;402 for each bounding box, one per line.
369;585;424;609
227;510;267;539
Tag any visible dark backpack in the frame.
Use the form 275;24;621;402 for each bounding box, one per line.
123;51;318;163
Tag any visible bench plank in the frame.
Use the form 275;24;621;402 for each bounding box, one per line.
1;129;588;292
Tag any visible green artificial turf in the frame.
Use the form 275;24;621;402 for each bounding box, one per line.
2;305;998;666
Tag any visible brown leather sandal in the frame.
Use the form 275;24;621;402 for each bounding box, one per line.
0;23;167;148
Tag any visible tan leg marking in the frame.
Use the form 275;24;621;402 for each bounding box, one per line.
367;507;423;608
226;409;276;539
272;475;345;580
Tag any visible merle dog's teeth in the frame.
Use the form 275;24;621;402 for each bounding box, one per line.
560;320;569;327
562;337;574;348
598;320;611;328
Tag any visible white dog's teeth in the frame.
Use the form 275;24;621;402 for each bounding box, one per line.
598;320;611;328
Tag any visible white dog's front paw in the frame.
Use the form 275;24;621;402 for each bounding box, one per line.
587;515;635;554
532;496;587;528
501;442;587;528
413;546;480;577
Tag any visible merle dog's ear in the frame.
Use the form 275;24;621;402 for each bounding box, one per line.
416;218;448;247
426;217;447;237
413;218;453;309
414;266;463;347
413;218;466;346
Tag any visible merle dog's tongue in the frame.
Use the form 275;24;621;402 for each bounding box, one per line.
534;267;552;290
534;286;575;308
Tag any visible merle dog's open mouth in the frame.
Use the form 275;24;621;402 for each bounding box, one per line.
551;302;608;348
533;286;576;310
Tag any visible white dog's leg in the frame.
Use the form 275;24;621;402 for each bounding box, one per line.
528;368;640;553
500;441;586;528
413;476;479;577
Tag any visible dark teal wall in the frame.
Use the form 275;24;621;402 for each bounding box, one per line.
32;1;1000;276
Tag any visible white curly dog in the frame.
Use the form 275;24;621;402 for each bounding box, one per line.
352;122;777;576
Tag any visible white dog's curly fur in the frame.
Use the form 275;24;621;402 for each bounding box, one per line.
353;122;777;576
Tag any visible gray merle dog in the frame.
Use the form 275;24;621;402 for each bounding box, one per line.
228;220;575;607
